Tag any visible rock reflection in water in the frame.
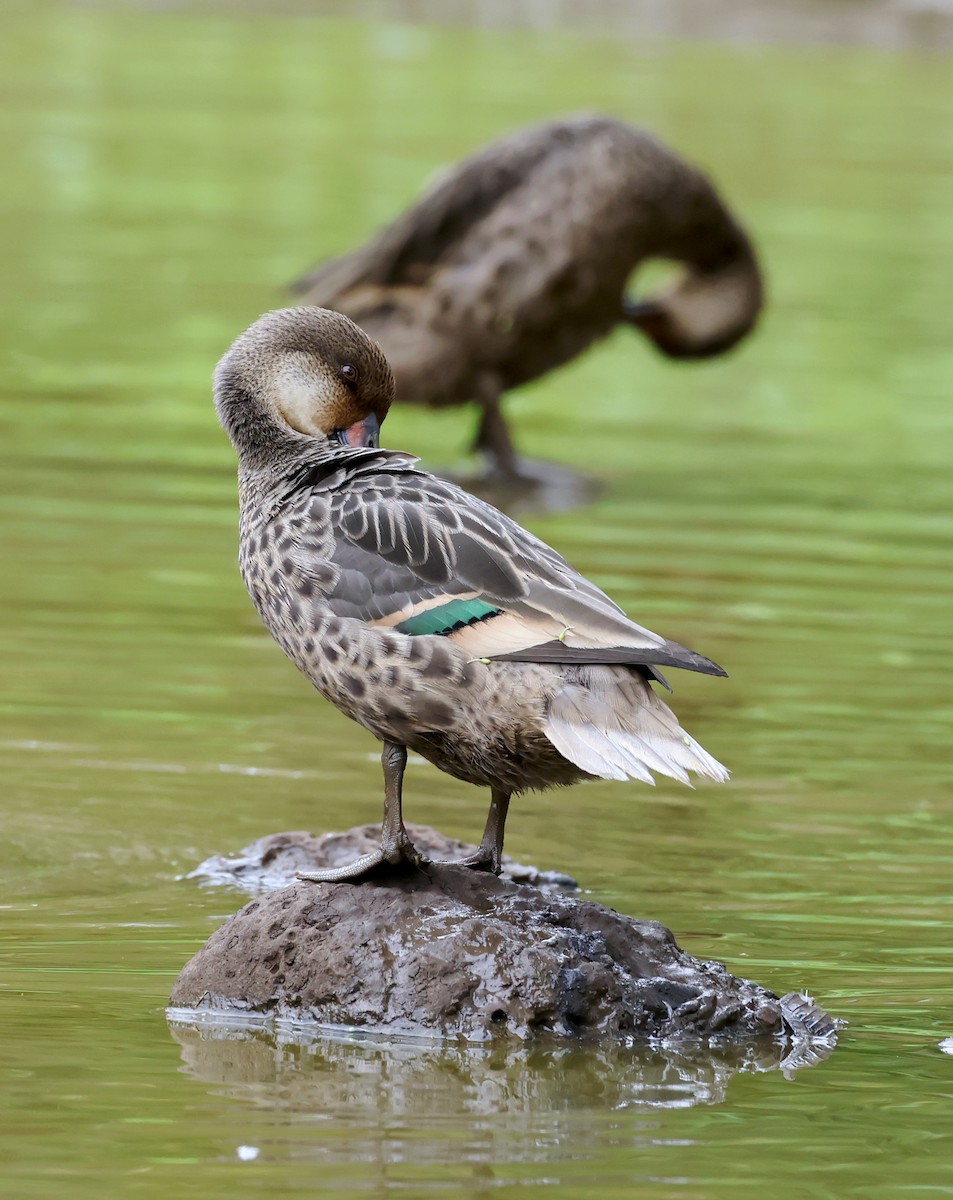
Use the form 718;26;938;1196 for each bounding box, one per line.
168;1015;834;1136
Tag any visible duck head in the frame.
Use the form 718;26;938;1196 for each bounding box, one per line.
214;306;394;463
623;255;763;361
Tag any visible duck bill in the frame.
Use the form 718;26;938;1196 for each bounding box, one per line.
334;413;380;448
621;298;666;330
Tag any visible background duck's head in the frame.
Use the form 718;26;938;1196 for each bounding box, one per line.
619;208;763;362
624;252;764;362
214;306;395;461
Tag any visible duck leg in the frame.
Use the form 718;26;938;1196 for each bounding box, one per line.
471;375;521;479
297;742;424;883
469;376;596;504
434;788;511;875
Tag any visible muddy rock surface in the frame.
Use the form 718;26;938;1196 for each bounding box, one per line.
186;824;578;894
173;834;840;1045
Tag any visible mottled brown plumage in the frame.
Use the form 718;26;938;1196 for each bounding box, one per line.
293;114;763;478
215;307;728;880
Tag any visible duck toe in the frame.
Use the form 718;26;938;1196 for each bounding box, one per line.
296;839;425;884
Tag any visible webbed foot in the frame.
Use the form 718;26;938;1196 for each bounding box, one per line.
431;847;501;875
297;837;425;883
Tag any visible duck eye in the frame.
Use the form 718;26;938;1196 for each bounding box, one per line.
340;363;359;387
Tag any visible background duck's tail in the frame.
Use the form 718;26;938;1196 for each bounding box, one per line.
544;671;728;786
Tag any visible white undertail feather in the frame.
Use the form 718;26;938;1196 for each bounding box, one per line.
544;670;729;786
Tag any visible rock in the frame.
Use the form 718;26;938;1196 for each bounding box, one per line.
172;834;842;1047
185;824;578;894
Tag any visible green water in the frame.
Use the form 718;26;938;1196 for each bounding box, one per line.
3;4;953;1196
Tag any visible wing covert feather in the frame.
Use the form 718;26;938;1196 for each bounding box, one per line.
288;461;721;676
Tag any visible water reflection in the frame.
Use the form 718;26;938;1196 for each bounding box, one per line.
168;1014;835;1137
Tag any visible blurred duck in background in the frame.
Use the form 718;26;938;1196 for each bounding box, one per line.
293;113;763;485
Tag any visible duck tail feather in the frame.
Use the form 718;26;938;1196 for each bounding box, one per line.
545;672;729;785
544;717;629;782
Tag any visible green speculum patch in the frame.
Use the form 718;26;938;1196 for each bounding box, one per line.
396;599;502;637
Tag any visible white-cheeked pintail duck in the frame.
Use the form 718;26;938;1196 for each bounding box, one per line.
215;307;729;881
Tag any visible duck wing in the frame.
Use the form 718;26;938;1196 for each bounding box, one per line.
295;458;725;680
291;119;591;299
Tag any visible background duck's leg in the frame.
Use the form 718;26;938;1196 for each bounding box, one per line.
470;374;520;479
465;373;598;508
297;742;423;882
435;788;511;874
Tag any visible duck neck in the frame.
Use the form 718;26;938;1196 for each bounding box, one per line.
217;376;346;510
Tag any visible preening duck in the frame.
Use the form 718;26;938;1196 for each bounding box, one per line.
215;307;728;881
293;113;763;481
